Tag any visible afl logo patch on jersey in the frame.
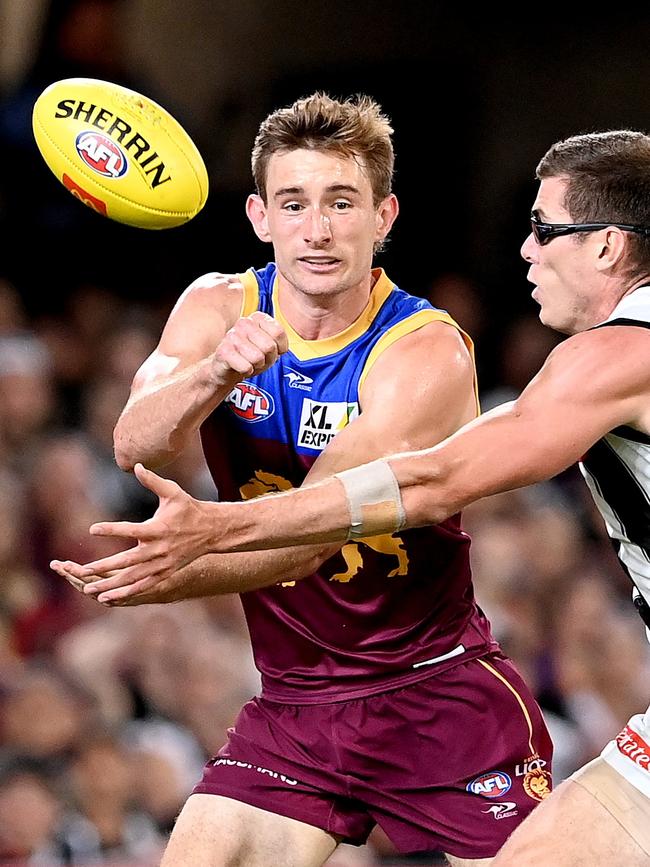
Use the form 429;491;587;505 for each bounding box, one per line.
226;382;275;423
466;771;512;798
75;130;128;178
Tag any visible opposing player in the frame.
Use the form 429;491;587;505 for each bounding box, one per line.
53;93;552;866
58;129;650;864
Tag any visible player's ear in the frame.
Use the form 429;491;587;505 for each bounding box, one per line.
595;226;628;271
375;193;399;242
246;194;271;242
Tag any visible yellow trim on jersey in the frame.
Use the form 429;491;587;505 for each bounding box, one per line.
237;269;261;317
272;268;395;361
358;310;480;414
479;659;535;755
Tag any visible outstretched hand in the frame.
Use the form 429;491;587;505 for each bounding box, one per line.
50;463;218;602
50;558;191;606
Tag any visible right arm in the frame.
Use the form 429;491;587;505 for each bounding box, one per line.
85;546;333;606
113;272;287;470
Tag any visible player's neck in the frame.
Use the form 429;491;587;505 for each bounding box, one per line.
276;271;377;340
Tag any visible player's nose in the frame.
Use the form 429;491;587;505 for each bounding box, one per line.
520;231;538;263
304;208;332;245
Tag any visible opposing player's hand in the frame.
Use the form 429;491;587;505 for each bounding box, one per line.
50;463;218;603
214;311;288;378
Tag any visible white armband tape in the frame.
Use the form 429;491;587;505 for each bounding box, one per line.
334;460;406;539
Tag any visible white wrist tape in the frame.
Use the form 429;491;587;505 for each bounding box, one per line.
334;459;406;539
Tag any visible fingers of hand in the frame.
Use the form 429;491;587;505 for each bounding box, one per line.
251;312;289;354
219;315;287;374
227;328;278;369
83;571;138;594
51;558;163;606
77;545;149;576
51;559;89;580
96;575;159;604
63;572;86;593
50;560;100;596
89;520;144;539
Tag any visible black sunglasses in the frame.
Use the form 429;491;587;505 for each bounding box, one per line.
530;212;650;246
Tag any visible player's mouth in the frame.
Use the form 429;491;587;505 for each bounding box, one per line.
527;270;540;299
298;256;341;273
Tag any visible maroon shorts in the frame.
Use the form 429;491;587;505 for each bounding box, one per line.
193;651;552;859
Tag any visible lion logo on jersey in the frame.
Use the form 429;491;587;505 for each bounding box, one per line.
331;535;409;583
239;470;292;500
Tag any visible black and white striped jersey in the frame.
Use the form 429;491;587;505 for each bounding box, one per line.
579;286;650;629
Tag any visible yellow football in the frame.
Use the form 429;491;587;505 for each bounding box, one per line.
32;77;209;229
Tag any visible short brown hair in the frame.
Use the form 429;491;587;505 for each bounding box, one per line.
251;92;394;206
537;130;650;270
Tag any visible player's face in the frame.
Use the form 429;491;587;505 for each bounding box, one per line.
521;176;609;334
247;148;398;300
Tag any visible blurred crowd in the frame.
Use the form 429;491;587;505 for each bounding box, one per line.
0;269;648;867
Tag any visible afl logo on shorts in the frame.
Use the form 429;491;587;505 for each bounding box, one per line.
466;771;512;797
522;768;552;801
226;382;274;423
75;131;128;178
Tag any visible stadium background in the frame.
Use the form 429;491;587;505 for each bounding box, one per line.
1;1;649;864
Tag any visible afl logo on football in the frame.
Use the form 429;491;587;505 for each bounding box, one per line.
75;131;128;179
226;382;275;423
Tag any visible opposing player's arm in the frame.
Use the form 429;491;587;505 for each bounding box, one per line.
398;324;650;526
125;321;649;554
53;320;477;598
113;273;287;470
239;322;650;543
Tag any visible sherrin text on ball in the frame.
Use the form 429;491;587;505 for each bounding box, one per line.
32;77;209;229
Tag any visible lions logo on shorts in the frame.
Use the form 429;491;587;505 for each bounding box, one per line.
523;768;552;801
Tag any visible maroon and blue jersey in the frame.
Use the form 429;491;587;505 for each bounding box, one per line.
200;263;498;703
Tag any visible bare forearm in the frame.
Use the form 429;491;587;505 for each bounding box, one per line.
393;402;582;526
114;357;237;470
206;402;580;552
206;481;352;553
199;446;474;553
140;542;339;602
